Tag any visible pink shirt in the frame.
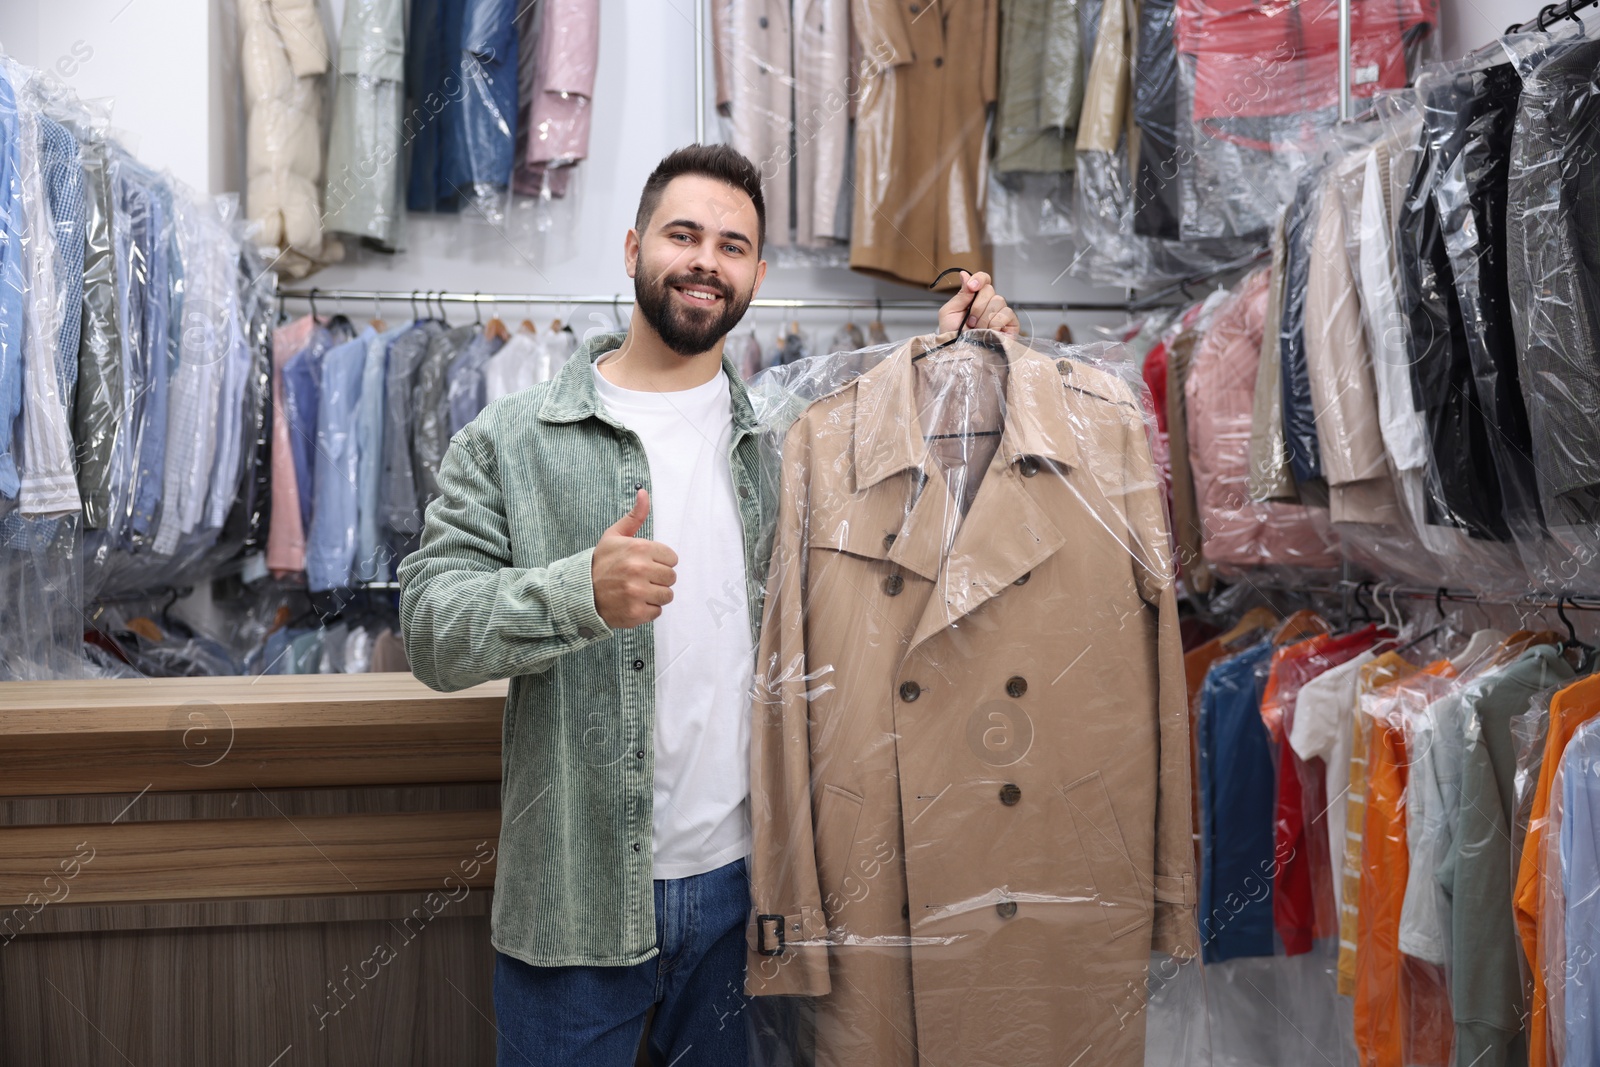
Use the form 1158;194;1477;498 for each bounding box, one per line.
266;315;316;574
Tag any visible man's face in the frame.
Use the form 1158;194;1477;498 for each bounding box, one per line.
626;174;766;356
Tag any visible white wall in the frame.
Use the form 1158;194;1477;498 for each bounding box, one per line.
0;0;1537;338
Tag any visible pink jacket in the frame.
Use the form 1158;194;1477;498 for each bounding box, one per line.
1184;270;1340;571
515;0;600;195
266;315;316;574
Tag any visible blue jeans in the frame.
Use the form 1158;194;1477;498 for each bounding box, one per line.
494;856;750;1066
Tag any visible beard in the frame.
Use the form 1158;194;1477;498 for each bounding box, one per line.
633;263;753;356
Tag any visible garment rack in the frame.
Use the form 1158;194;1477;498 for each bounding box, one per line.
1224;578;1600;614
274;287;1148;315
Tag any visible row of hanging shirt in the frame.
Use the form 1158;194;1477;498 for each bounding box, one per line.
1187;604;1600;1067
265;309;578;593
1138;15;1600;601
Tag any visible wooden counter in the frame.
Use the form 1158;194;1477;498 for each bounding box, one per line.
0;674;510;1066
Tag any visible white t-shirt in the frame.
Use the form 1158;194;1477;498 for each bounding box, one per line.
592;360;754;880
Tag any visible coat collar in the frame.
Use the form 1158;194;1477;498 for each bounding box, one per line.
845;332;1086;650
538;330;759;434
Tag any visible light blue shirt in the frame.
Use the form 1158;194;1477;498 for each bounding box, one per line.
306;328;375;591
355;324;406;582
0;68;26;500
124;162;173;543
1562;716;1600;1066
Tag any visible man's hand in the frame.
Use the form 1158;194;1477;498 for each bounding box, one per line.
937;271;1020;336
592;489;677;629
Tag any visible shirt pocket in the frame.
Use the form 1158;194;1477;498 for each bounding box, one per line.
1060;771;1151;940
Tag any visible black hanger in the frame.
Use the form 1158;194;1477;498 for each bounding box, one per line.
915;266;1004;362
308;287;320;320
1557;596;1597;673
474;292;484;327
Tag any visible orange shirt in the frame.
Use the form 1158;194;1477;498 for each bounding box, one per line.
1353;657;1455;1067
1513;673;1600;1067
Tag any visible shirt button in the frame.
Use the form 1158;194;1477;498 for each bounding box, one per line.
578;626;595;639
1019;456;1039;477
1014;572;1031;586
633;659;645;671
1006;676;1028;698
634;481;643;490
636;750;646;759
899;681;921;702
996;900;1018;919
999;783;1022;806
883;532;897;549
632;843;641;852
884;574;904;596
738;485;751;499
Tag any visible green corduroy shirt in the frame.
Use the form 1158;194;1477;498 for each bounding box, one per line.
398;331;775;967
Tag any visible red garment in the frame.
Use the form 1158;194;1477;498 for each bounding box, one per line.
1266;626;1382;956
1174;0;1436;124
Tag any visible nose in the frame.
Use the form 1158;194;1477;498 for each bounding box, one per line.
684;234;719;277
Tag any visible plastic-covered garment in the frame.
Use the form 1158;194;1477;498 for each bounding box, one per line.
848;0;998;286
1354;658;1457;1067
744;331;1206;1066
1133;0;1182;238
515;0;600;199
1506;25;1600;591
719;0;850;247
1515;672;1600;1067
455;0;519;216
1396;70;1514;544
1172;0;1437;239
995;0;1081;174
1182;268;1340;573
1247;211;1297;503
70;130;121;530
237;0;343;277
1447;646;1574;1067
323;0;407;250
1197;638;1276;963
1276;164;1326;491
1557;716;1600;1065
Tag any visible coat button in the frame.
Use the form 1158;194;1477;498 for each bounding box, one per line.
633;659;645;670
997;900;1017;919
1019;456;1039;477
578;626;595;639
934;56;944;67
1014;572;1031;586
758;15;768;26
999;783;1021;805
1006;676;1028;698
902;902;910;919
884;574;904;596
909;2;919;10
883;532;897;549
738;485;751;499
899;681;921;702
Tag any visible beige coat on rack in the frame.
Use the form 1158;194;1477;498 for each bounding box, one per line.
238;0;344;278
719;0;852;247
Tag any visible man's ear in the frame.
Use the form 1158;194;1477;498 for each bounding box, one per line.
753;257;767;295
624;229;641;279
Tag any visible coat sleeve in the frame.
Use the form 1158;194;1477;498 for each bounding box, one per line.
1121;389;1201;959
745;419;833;998
397;423;612;692
850;0;915;68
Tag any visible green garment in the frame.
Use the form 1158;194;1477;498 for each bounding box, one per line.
994;0;1082;173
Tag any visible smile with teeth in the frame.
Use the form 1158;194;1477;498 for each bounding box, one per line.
674;285;722;305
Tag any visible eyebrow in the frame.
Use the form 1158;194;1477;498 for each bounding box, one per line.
660;218;752;248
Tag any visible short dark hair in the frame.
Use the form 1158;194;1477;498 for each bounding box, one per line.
635;144;766;255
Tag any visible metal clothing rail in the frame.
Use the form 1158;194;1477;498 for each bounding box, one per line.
1231;578;1600;613
275;287;1145;315
1508;0;1600;33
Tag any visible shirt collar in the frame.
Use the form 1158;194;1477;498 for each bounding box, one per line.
539;330;758;433
852;330;1083;491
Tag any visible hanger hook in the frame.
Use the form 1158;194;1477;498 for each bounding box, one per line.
929;266;979;333
411;289;420;320
1435;587;1447;623
474;292;484;326
373;292;382;323
1558;595;1580;645
876;297;883;322
1539;3;1558;28
308;287;319;320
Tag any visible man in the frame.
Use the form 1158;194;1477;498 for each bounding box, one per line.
398;143;1020;1066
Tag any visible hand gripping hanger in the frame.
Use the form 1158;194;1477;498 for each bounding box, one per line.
914;266;1004;442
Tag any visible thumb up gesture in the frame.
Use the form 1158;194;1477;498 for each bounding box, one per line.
592;489;678;630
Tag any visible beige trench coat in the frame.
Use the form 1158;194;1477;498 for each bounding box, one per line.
849;0;999;287
720;0;852;246
747;332;1197;1067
